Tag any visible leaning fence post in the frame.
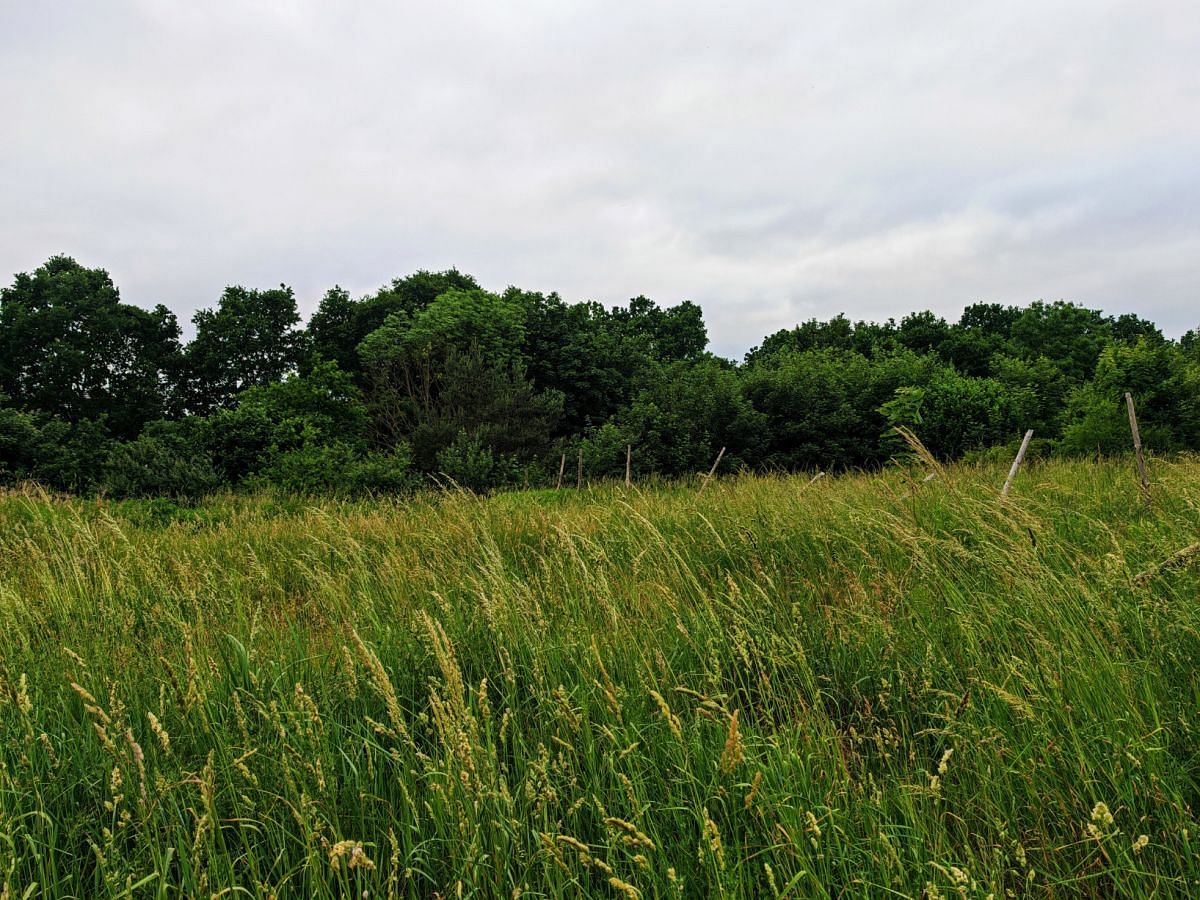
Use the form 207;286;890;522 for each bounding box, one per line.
555;453;566;490
1001;429;1034;496
576;448;584;490
625;445;632;487
1125;392;1151;507
699;446;726;494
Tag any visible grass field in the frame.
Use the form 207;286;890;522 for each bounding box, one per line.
1;457;1199;898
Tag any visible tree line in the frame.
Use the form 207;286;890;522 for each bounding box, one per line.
1;255;1197;499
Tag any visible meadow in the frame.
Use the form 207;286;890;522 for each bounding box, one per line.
1;457;1198;898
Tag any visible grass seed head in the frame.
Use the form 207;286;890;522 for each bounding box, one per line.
720;709;744;775
147;712;170;753
649;690;682;741
330;840;376;871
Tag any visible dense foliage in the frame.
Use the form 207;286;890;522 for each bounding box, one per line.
2;461;1199;896
2;255;1198;497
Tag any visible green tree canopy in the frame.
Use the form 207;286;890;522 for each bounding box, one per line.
1060;339;1200;454
306;269;481;376
742;348;941;470
0;255;181;438
184;284;303;413
610;295;707;361
1009;300;1112;382
206;360;370;484
583;357;767;477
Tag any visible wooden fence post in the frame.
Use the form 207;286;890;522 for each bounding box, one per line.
576;448;584;490
699;446;725;494
1001;429;1034;496
625;445;632;487
555;453;565;490
1125;392;1151;507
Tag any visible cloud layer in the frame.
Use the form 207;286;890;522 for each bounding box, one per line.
2;0;1198;356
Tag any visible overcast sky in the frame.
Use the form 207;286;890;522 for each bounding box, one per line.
2;1;1197;357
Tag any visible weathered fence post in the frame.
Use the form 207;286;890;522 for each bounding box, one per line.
1125;392;1151;507
556;453;565;490
577;448;584;490
625;445;632;487
699;446;726;494
1001;429;1034;496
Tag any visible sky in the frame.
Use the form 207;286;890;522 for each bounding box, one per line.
2;1;1198;359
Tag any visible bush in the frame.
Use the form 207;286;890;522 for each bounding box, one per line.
348;447;421;495
253;442;418;496
880;371;1024;460
0;406;112;492
436;431;499;492
103;421;220;501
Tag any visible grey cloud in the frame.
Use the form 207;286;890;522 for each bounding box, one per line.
1;0;1197;358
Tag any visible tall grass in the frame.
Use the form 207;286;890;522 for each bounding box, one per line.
1;458;1198;897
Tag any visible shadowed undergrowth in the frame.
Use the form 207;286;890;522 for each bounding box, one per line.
1;458;1199;897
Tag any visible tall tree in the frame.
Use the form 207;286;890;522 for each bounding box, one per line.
518;291;672;434
937;302;1021;375
895;311;951;357
957;302;1020;335
1183;327;1199;361
1108;313;1163;346
306;270;480;377
0;255;181;438
183;284;302;413
1009;300;1111;382
358;287;540;466
610;296;708;361
744;315;863;365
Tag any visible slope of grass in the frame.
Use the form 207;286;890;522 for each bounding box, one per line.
1;458;1198;898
